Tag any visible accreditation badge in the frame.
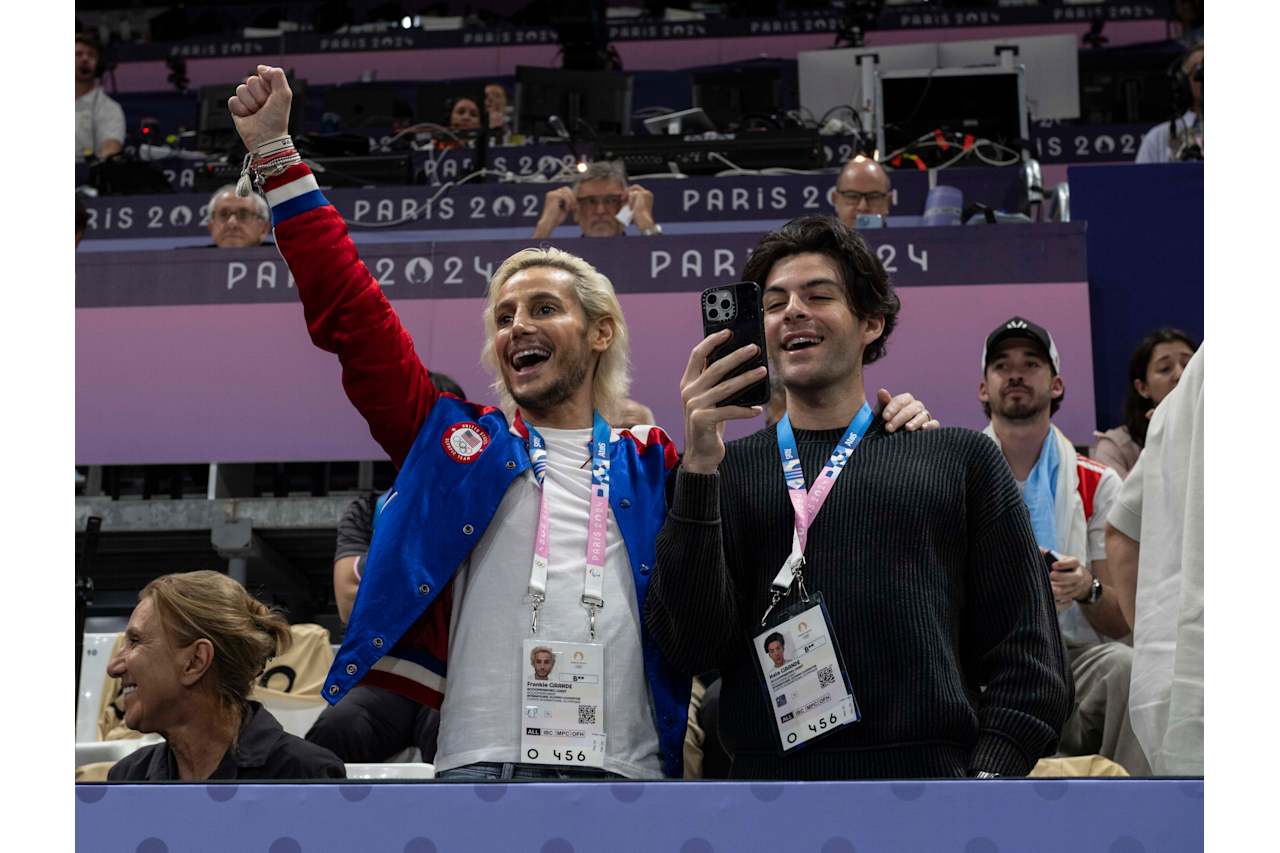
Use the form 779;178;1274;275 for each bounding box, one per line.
519;639;606;768
752;592;860;752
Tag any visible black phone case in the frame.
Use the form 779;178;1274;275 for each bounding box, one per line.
700;281;770;408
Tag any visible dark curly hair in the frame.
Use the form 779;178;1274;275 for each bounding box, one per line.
1123;327;1198;447
741;215;900;365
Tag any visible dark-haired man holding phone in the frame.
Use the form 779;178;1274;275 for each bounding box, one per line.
980;316;1150;775
647;216;1072;780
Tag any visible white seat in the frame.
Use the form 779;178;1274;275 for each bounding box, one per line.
77;633;122;743
344;762;435;780
75;735;161;769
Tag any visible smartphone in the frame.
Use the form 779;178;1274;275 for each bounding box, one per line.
700;281;770;409
1043;549;1062;571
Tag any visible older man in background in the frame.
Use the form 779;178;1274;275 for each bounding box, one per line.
532;160;662;238
832;156;893;228
206;184;272;248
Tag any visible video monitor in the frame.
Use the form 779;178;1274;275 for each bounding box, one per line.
691;66;785;132
514;66;633;137
875;66;1027;165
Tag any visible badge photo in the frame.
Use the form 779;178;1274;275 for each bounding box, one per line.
753;592;860;753
519;638;607;768
442;421;490;463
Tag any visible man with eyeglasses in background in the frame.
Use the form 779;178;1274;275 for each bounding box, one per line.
532;160;663;239
831;156;893;229
205;184;272;248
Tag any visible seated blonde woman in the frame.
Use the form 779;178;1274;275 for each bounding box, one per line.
107;571;345;781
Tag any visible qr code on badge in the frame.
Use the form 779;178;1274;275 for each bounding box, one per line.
817;665;835;688
578;704;598;725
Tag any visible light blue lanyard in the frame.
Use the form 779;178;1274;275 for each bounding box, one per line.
763;402;874;624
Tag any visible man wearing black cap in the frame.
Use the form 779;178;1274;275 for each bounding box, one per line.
980;316;1151;775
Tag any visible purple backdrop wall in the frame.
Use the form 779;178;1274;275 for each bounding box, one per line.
75;227;1093;464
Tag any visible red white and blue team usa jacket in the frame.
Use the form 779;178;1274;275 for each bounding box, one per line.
264;164;691;777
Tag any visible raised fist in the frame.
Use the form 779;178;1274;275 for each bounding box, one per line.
228;65;293;151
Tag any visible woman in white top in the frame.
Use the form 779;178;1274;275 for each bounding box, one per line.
1092;328;1197;478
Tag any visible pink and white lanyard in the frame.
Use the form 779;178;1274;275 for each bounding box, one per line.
762;402;874;626
525;411;612;640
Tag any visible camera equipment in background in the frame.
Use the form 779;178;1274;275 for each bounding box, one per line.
515;66;633;138
322;82;412;129
549;0;616;71
642;108;718;136
1077;43;1185;124
800;35;1077;148
596;129;822;175
691;65;788;133
304;154;417;187
166;56;189;94
89;156;175;195
835;0;885;49
875;66;1028;167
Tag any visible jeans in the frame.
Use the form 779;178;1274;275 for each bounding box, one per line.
437;762;625;782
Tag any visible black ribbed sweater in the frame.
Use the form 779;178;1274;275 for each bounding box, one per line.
646;419;1073;780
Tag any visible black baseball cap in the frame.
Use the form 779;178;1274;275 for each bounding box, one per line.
981;316;1060;374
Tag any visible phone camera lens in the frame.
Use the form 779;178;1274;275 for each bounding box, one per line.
708;308;719;319
720;299;732;309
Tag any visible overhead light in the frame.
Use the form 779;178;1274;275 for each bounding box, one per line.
576;160;589;173
401;16;412;28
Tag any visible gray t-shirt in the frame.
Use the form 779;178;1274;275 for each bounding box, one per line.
335;494;377;560
76;86;126;161
434;425;663;779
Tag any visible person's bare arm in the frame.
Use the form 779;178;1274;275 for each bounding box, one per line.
1047;552;1126;638
1068;557;1130;640
334;556;361;624
1105;523;1141;631
96;138;123;159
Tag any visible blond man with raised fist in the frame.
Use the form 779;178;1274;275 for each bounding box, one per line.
226;67;932;783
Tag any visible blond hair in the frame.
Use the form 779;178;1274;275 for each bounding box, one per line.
141;571;291;712
481;247;631;418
